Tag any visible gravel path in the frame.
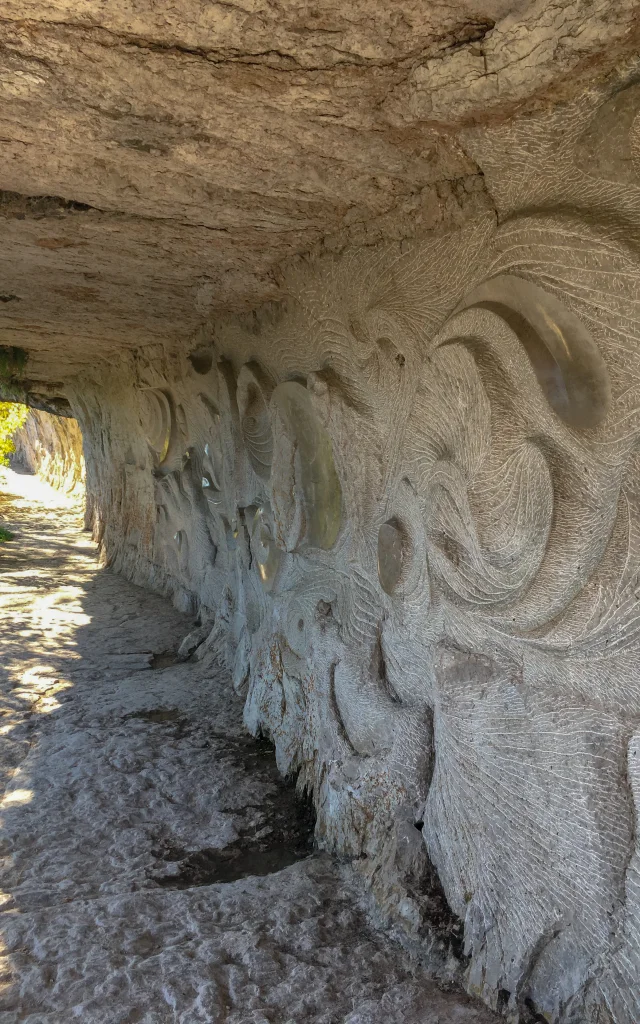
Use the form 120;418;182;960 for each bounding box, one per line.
0;468;496;1024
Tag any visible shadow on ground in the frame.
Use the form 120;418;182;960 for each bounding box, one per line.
0;468;497;1024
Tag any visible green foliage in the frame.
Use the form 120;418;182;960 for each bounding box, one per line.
0;526;14;543
0;401;28;467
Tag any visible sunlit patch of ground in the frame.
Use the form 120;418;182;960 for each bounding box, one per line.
0;468;91;800
0;468;497;1023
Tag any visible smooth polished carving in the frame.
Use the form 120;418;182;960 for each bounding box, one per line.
455;273;611;428
377;518;407;595
140;388;172;462
270;381;342;552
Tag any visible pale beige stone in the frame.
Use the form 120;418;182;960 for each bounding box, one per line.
3;4;640;1023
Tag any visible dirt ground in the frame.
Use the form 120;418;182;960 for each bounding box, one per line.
0;467;496;1024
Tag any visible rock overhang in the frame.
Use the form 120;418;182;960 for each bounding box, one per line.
1;0;640;382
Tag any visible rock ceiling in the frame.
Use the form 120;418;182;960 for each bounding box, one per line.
1;0;639;378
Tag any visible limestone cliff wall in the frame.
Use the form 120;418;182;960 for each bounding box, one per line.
71;74;640;1024
13;409;85;498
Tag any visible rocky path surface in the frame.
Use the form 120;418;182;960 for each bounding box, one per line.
0;469;496;1024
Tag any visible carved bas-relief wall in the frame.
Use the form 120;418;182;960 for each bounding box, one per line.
78;70;640;1024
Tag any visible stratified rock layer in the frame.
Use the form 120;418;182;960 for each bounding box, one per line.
2;2;640;374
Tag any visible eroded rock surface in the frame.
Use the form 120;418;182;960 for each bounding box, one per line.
2;2;640;371
48;77;640;1022
3;4;640;1022
0;469;496;1023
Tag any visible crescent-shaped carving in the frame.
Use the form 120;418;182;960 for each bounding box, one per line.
140;388;172;461
455;274;611;429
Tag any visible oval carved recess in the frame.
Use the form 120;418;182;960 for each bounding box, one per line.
455;274;611;430
270;380;342;552
377;518;408;595
140;388;172;462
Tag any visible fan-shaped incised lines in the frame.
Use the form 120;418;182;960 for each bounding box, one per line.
454;275;611;430
237;363;274;480
198;393;222;436
270;381;342;551
313;365;370;416
426;448;553;612
332;653;401;757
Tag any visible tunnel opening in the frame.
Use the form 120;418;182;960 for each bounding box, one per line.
8;406;86;503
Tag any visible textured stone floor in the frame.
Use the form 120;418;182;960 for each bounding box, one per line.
0;468;496;1024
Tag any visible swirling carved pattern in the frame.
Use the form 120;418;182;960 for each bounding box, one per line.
125;95;640;1021
237;363;274;481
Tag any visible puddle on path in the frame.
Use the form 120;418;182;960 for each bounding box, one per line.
150;650;179;669
128;707;317;888
126;707;183;725
156;829;314;888
155;741;316;887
